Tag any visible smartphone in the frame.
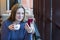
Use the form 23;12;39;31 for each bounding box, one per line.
28;18;33;26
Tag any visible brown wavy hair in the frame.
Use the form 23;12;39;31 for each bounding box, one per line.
8;3;25;22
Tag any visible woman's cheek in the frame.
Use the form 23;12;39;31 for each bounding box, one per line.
20;14;24;18
16;14;24;21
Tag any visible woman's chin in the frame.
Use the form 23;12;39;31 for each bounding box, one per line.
17;19;22;21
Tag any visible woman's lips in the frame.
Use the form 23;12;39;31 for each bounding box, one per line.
17;16;21;19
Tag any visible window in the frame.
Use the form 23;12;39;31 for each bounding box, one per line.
6;0;18;10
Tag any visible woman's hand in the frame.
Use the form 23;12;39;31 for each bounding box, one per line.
25;23;35;34
8;24;14;30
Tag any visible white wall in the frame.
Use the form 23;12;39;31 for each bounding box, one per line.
0;0;6;14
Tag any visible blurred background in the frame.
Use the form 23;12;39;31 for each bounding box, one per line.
0;0;60;40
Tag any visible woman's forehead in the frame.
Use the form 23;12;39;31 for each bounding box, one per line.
17;8;24;13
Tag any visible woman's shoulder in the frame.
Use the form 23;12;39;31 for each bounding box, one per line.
2;20;12;24
21;21;27;24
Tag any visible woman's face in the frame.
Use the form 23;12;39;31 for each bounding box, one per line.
15;8;24;21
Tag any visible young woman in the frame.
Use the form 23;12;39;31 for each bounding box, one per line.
1;3;35;40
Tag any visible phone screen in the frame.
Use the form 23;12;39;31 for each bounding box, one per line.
28;18;33;26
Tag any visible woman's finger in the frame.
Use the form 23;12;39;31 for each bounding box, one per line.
8;24;14;30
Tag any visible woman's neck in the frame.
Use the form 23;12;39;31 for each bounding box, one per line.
14;20;20;24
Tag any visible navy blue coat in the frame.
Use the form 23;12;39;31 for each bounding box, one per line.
1;20;32;40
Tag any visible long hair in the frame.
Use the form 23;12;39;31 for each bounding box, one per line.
8;3;25;22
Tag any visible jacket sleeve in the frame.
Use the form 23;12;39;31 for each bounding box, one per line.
1;21;11;40
24;30;33;40
33;23;41;40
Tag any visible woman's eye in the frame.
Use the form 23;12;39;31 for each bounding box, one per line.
17;12;24;15
22;13;24;14
17;13;20;14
